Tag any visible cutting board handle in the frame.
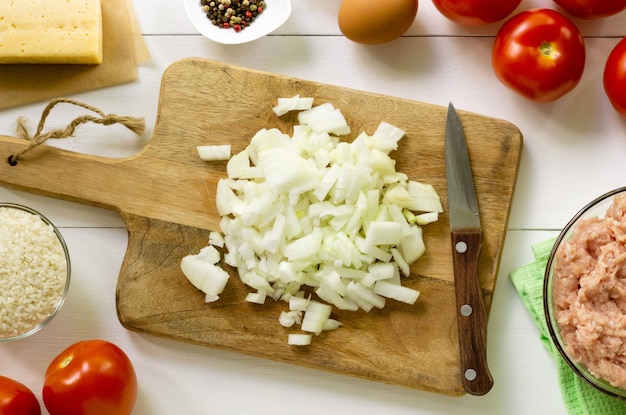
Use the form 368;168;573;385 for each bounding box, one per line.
0;134;219;230
0;134;133;209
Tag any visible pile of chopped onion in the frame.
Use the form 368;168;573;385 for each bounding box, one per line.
181;96;442;346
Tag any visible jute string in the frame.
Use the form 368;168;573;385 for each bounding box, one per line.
8;98;145;165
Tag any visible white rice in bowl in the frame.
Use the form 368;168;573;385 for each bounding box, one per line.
0;204;70;340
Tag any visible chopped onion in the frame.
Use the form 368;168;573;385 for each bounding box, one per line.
297;102;351;136
288;333;312;346
209;231;225;248
399;226;426;266
364;221;404;247
322;319;343;331
373;280;420;305
279;310;303;328
180;251;229;298
289;296;309;311
245;291;267;304
182;98;441;345
272;95;314;116
197;144;231;161
301;300;332;335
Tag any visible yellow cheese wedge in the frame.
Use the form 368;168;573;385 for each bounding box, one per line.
0;0;103;64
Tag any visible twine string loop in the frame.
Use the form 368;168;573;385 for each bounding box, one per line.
8;98;145;164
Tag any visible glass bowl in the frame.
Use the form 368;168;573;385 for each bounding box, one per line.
544;187;626;400
184;0;292;45
0;203;71;341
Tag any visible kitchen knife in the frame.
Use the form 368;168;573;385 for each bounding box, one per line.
445;102;494;396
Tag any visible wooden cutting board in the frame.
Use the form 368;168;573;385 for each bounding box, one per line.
0;58;522;396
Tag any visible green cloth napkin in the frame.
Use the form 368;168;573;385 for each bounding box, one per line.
509;237;626;415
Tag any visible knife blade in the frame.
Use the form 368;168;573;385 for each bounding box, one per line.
445;102;494;396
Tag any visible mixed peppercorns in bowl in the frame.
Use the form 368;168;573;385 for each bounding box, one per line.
185;0;291;45
201;0;267;32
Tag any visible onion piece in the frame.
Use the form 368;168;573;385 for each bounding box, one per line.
180;252;230;298
297;102;351;136
289;296;309;311
279;310;302;327
197;144;231;161
373;280;420;305
322;319;343;331
245;291;267;304
288;333;312;346
272;95;314;116
301;300;332;335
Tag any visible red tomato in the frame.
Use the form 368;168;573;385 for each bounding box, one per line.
553;0;626;19
0;375;41;415
604;37;626;118
432;0;522;26
42;340;137;415
491;9;586;102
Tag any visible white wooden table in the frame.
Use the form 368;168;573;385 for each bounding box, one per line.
2;1;626;413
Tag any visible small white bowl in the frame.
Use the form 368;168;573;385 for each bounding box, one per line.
184;0;292;45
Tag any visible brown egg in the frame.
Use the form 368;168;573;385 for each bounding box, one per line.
338;0;418;45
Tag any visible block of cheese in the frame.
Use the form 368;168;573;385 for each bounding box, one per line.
0;0;103;64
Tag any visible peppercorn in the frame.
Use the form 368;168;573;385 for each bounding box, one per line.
200;0;267;32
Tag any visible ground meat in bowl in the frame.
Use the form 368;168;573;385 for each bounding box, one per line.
554;193;626;390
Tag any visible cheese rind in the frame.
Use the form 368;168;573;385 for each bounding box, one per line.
0;0;103;64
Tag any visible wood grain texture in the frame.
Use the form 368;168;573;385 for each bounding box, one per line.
0;58;522;395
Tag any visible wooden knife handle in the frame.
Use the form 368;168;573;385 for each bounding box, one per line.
451;229;494;396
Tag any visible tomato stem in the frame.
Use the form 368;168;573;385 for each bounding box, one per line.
61;356;73;368
539;42;553;57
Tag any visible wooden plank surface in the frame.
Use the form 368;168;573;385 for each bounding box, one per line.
0;58;522;395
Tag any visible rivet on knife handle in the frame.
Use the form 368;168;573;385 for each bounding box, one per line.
451;228;493;395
